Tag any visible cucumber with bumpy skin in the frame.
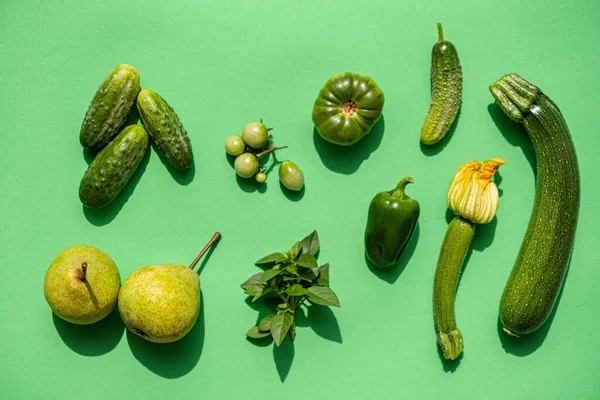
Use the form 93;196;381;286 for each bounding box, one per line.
490;73;580;336
80;64;140;151
137;89;193;170
79;125;149;208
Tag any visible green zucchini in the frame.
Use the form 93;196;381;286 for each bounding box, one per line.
433;216;474;360
490;73;580;336
136;89;193;170
80;64;140;151
79;125;149;208
420;23;463;145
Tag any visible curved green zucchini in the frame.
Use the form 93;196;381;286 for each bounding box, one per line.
490;73;580;335
137;89;193;170
420;23;463;145
433;216;475;360
79;125;149;208
80;64;140;151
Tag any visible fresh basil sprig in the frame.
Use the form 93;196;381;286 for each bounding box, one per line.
241;230;340;346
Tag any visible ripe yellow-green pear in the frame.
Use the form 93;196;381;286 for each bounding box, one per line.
44;245;121;324
118;233;221;343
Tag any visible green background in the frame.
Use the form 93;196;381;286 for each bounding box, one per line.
1;0;599;398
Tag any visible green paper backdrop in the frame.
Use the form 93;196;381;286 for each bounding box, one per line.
1;0;599;398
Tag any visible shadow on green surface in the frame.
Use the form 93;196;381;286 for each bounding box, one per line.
82;146;151;226
155;146;196;185
236;174;267;193
420;105;461;156
497;263;570;356
127;293;205;379
366;222;420;284
83;148;95;165
313;116;385;175
273;337;295;382
437;345;462;372
52;307;125;356
487;103;537;176
280;182;305;201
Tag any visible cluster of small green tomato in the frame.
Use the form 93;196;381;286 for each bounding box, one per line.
225;121;304;191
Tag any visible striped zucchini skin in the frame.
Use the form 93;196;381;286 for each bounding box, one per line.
137;89;193;170
420;23;463;145
490;74;580;335
80;64;140;151
79;125;149;208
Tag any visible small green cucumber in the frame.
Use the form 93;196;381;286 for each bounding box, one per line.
490;73;580;336
79;125;149;208
420;23;463;145
80;64;140;151
136;89;193;170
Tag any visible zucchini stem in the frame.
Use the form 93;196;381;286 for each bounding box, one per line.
433;216;475;360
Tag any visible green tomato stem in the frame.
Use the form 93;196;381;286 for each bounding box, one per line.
189;232;222;270
256;145;288;160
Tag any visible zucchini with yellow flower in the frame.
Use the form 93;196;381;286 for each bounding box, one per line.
490;73;580;336
433;157;505;360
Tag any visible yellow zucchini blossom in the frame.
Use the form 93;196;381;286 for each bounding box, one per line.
447;157;505;224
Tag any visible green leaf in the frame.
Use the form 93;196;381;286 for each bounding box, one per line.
270;312;293;346
316;263;330;285
300;267;318;282
241;272;263;290
297;253;318;269
301;230;320;256
255;252;285;266
285;284;308;296
257;315;274;331
276;254;288;263
306;286;340;307
246;325;271;339
290;241;302;258
260;268;281;284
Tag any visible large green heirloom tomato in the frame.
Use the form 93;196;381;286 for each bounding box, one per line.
312;72;384;146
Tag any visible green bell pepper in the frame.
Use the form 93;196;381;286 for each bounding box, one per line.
364;177;420;268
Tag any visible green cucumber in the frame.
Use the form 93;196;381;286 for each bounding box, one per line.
433;216;475;360
79;125;149;208
420;23;463;145
80;64;140;151
490;73;580;336
136;89;193;170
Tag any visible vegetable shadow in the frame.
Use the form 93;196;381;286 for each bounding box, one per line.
280;182;305;201
497;264;570;356
82;147;151;226
127;292;205;379
155;147;196;186
487;103;536;176
313;116;385;175
273;338;295;382
230;153;270;193
52;307;125;356
437;346;462;372
420;105;461;156
366;222;420;284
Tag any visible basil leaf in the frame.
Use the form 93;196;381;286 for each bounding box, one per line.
270;312;293;346
285;263;299;276
285;284;308;297
290;241;302;259
297;253;318;269
247;325;271;339
300;267;318;282
241;272;263;290
306;286;340;307
301;230;320;256
255;252;285;266
252;286;275;302
257;315;274;331
260;268;281;284
244;285;262;297
318;263;329;285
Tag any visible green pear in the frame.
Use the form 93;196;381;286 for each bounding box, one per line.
44;245;121;324
119;232;221;343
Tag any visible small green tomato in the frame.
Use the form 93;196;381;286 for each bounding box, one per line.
242;122;269;149
234;153;259;178
225;135;246;156
255;172;267;183
279;161;304;191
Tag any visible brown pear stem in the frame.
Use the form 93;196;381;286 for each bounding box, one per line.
189;232;222;270
80;262;88;281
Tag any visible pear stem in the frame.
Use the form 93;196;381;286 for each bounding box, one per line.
189;232;222;270
80;262;88;281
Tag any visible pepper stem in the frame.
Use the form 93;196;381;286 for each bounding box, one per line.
437;22;444;42
391;177;414;198
256;145;288;160
189;232;222;270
